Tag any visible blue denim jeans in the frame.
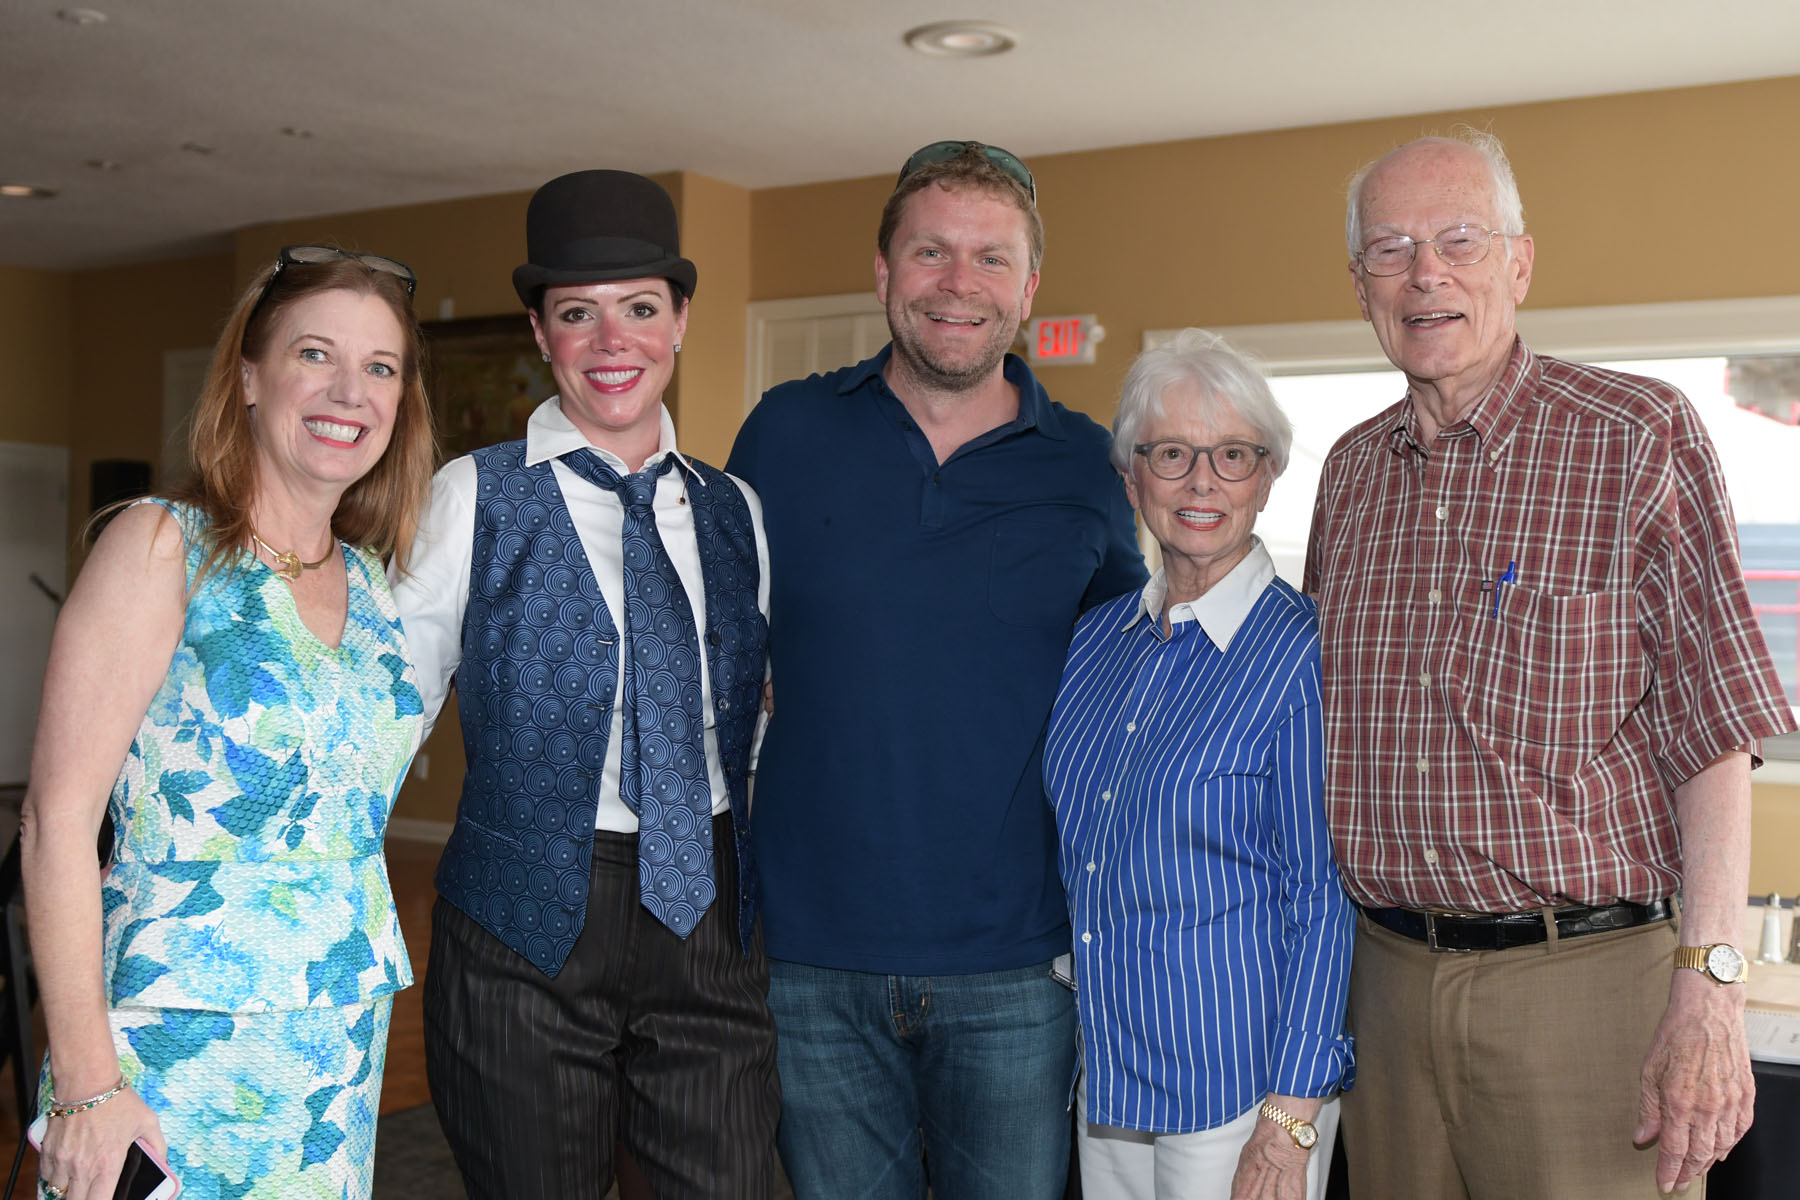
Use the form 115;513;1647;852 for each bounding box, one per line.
767;958;1076;1200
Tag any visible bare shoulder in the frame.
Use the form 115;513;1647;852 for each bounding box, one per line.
95;500;186;563
29;504;192;818
63;502;189;625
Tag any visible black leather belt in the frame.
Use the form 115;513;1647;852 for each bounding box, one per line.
1361;898;1673;953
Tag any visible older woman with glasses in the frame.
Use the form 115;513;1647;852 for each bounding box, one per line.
22;245;434;1200
1044;329;1354;1200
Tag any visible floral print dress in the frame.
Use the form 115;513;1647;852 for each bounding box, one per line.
41;501;422;1200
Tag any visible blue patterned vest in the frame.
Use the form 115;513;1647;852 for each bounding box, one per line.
435;440;767;975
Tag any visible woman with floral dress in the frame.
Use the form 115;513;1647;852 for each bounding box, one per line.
21;245;436;1200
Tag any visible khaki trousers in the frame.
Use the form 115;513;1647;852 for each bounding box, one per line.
1341;910;1689;1200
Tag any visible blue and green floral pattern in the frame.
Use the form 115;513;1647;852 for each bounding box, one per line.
102;999;391;1200
100;502;421;1011
41;501;422;1198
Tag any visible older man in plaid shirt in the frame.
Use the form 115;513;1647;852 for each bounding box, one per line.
1305;129;1795;1199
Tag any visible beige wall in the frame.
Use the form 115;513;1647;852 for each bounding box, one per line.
0;265;74;449
666;172;753;466
66;255;235;555
234;189;534;320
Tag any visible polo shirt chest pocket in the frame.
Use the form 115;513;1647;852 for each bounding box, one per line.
988;515;1102;629
1456;583;1647;753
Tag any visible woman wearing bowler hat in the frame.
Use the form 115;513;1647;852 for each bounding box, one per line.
392;170;778;1198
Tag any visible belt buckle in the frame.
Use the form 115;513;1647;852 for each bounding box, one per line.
1423;910;1475;954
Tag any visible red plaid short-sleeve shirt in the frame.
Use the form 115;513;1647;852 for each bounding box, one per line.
1303;339;1794;912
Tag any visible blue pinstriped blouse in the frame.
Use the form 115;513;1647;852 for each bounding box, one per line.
1045;542;1355;1133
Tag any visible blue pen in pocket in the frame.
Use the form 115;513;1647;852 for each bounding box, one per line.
1489;560;1517;618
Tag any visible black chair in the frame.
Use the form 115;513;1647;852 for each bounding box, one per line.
0;806;112;1123
0;834;36;1120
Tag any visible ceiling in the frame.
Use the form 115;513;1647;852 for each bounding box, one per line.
4;0;1797;272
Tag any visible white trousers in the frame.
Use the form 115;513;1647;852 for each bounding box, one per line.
1076;1088;1340;1200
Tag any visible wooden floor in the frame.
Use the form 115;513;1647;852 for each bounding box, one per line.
376;835;440;1116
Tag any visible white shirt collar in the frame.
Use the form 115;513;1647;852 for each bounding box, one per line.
521;397;703;484
1121;538;1275;651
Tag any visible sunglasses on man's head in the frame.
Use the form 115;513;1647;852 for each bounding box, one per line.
896;140;1036;204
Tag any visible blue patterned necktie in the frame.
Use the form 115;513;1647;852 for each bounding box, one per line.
558;450;713;937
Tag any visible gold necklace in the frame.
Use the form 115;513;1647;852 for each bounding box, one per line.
250;530;335;581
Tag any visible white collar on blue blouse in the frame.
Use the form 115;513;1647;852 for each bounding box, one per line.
1122;537;1275;651
524;396;704;485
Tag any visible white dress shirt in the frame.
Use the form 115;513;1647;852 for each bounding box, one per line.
391;398;771;832
1129;537;1277;649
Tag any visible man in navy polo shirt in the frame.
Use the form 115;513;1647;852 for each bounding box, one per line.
727;141;1146;1200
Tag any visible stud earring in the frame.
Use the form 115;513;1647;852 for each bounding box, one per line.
541;352;551;362
673;343;682;353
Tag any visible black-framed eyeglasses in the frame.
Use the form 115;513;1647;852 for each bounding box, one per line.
246;244;418;326
1134;438;1269;482
1354;224;1506;277
897;140;1036;204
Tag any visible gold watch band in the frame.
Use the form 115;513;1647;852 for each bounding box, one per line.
1673;943;1747;984
1258;1100;1319;1150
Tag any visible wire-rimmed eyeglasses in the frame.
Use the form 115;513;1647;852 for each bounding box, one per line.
1354;224;1507;277
1134;439;1269;482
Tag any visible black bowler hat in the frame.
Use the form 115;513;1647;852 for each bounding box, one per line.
511;170;697;308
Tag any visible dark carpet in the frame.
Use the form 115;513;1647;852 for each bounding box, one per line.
372;1104;629;1198
372;1104;466;1197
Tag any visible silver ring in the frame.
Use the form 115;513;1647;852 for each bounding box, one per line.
43;1184;67;1200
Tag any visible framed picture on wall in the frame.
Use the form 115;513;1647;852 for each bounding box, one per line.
421;315;556;459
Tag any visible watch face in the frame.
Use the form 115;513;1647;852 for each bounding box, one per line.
1295;1123;1318;1149
1707;944;1745;982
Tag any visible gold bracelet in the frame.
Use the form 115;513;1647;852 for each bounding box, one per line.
47;1078;125;1117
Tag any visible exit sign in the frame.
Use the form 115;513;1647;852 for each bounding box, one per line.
1024;315;1105;366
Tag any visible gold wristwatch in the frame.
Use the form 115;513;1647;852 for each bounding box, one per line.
1673;942;1748;985
1258;1100;1318;1150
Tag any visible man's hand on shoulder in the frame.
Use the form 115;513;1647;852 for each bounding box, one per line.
1634;970;1753;1194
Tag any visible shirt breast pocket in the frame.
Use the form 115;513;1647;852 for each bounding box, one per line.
988;514;1102;629
1457;583;1646;754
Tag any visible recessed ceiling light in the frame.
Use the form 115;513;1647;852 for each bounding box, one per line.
86;158;121;171
180;141;216;156
904;20;1018;58
1;184;57;199
280;127;314;139
56;8;109;25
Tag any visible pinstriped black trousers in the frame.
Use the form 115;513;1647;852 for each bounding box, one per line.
423;812;781;1199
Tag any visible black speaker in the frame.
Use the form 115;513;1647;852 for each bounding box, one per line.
90;458;153;514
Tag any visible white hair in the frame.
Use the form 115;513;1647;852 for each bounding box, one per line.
1111;328;1292;477
1344;126;1527;259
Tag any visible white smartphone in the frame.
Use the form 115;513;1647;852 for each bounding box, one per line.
27;1111;182;1200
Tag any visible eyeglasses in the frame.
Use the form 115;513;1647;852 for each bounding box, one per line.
246;244;417;326
897;140;1036;204
1355;224;1507;277
1134;439;1269;482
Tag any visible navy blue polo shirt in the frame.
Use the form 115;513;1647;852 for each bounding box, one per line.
726;347;1147;974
